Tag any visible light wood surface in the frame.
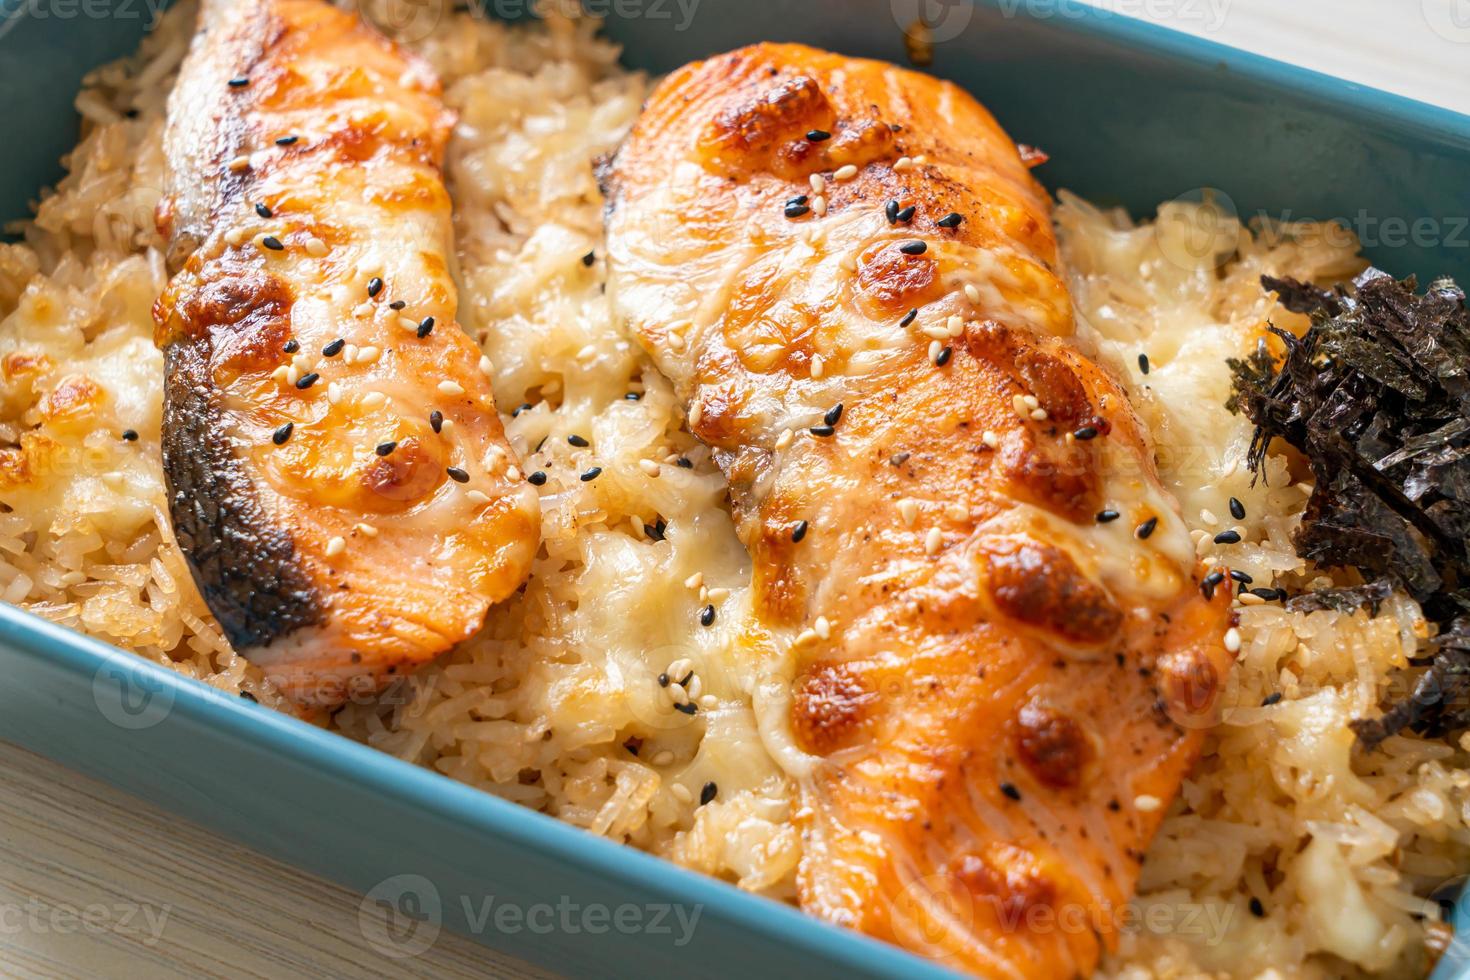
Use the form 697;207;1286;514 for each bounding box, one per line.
2;4;1462;979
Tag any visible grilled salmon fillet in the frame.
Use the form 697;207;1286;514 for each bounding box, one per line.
154;0;540;706
603;44;1235;977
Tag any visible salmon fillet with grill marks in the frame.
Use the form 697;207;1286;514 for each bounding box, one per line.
603;43;1234;978
154;0;539;706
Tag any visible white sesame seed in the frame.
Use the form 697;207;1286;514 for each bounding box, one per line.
667;332;686;351
684;572;704;590
629;516;646;539
922;325;950;340
438;380;464;396
775;428;794;450
833;164;858;181
893;156;913;171
353;303;375;319
438;418;454;433
1224;627;1242;653
963;283;981;305
814;616;831;640
699;694;718;709
325;536;346;558
689;402;703;427
913;155;928;164
685;674;704;700
812;195;827;217
706;587;729;602
898;499;920;526
639;459;661;477
1012;394;1028;415
356;345;381;365
327;382;342;403
479;355;495;376
224;227;245;247
928;340;943;363
651;750;674;766
304;237;328;257
271;365;290;384
811;354;824;378
1030;408;1049;421
1200;509;1219;526
574;345;596;363
506;466;521;482
399;316;420;332
466;490;491;505
809;173;826;194
947;315;964;337
794;628;819;647
923;527;944;555
227;155;251;172
286;365;300;386
671;783;693;804
982;430;999;449
356;522;379;537
361;391;387;409
1134;794;1162;812
1022;394;1040;410
1238;592;1266;606
667;680;689;705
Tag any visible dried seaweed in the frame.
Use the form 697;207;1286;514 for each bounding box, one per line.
1229;268;1470;749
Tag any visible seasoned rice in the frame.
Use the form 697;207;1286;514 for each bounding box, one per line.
0;4;1464;974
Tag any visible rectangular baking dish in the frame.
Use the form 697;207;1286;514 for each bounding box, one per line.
3;1;1470;977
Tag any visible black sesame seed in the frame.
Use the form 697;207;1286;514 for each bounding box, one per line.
1201;570;1224;599
1229;496;1246;520
1000;782;1022;801
254;202;272;219
512;402;532;417
646;519;667;542
791;520;809;543
699;781;718;805
1261;692;1283;706
1250;587;1285;602
1073;425;1099;440
261;236;285;251
429;410;443;433
809;424;835;437
567;434;589;447
1214;529;1242;544
1138;353;1150;375
120;429;139;442
899;308;918;328
824;403;844;426
322;338;345;357
446;466;470;483
376;441;397;457
1096;509;1120;523
283;339;300;354
389;300;406;310
885;200;900;224
806;129;831;142
1136;516;1158;539
675;457;693;469
228;76;249;87
239;690;258;702
272;422;293;445
1248;897;1265;918
367;277;384;297
935;346;953;366
294;372;319;389
895;205;916;224
673;701;698;715
657;672;670;687
581;250;595;267
274;135;299;146
417;317;435;338
1230;569;1253;584
700;604;715;627
936;211;963;229
899;240;926;255
784;203;811;218
527;470;548;486
787;195;809;207
580;466;602;482
624;391;642;401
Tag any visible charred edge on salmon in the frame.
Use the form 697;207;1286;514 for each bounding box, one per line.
162;339;323;648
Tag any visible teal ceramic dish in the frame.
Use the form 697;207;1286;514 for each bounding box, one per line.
3;2;1470;977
